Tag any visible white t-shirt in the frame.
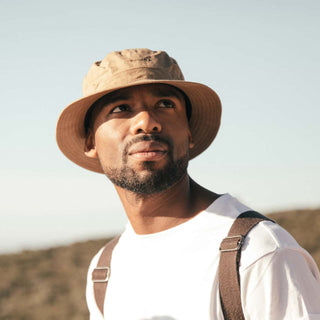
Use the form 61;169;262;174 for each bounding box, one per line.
86;194;320;320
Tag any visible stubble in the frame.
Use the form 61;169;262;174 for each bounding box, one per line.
101;134;189;195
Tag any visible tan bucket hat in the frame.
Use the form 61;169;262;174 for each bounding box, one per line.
56;48;221;173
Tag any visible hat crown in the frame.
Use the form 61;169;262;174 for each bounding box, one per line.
82;48;185;96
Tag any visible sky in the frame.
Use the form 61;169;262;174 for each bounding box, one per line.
1;0;319;253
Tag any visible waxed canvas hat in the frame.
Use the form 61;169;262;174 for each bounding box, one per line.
56;48;222;173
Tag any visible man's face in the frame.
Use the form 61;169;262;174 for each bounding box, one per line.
85;84;194;194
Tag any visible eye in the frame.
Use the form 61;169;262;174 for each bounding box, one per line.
157;100;175;109
110;104;130;113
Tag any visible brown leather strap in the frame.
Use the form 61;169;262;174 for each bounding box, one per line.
92;236;120;316
218;211;274;320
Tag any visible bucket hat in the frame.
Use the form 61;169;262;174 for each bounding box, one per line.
56;48;221;173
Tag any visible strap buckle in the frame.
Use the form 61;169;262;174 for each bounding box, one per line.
92;267;110;283
219;235;244;252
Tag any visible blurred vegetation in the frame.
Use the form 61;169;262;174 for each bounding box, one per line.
0;238;112;320
0;209;319;319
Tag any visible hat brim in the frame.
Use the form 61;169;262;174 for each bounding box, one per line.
56;79;221;173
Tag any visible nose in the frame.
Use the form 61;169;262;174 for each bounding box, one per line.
131;110;162;134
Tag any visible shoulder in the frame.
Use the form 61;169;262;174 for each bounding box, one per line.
240;219;319;278
87;246;105;275
209;194;317;272
240;222;320;318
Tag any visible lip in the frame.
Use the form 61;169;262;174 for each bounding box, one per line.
128;141;168;161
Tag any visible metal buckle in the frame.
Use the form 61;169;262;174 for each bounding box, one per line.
92;267;110;283
219;235;244;252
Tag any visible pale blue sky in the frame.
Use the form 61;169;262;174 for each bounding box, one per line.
1;0;319;253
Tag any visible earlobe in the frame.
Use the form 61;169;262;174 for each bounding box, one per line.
84;130;98;158
188;130;195;149
84;148;98;158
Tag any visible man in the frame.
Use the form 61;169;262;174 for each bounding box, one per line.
56;49;320;319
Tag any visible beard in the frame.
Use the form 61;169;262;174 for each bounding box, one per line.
101;135;189;195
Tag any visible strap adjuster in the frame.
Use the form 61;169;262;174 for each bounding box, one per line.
92;267;110;283
219;235;244;252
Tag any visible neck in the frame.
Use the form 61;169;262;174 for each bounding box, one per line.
115;174;219;234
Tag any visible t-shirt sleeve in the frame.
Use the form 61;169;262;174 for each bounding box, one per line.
86;248;105;320
241;246;320;319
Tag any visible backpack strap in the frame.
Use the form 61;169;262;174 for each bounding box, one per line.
92;236;120;316
218;211;274;320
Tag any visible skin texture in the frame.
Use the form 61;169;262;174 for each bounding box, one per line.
85;84;219;234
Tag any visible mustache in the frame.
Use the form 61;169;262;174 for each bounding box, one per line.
123;134;173;156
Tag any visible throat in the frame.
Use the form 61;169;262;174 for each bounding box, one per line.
117;174;195;234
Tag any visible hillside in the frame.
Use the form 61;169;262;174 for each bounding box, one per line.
0;209;319;320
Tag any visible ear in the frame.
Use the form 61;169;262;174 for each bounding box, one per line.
188;130;195;149
84;130;98;159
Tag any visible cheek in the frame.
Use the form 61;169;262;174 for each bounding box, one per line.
166;120;191;157
175;134;191;157
94;124;125;162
